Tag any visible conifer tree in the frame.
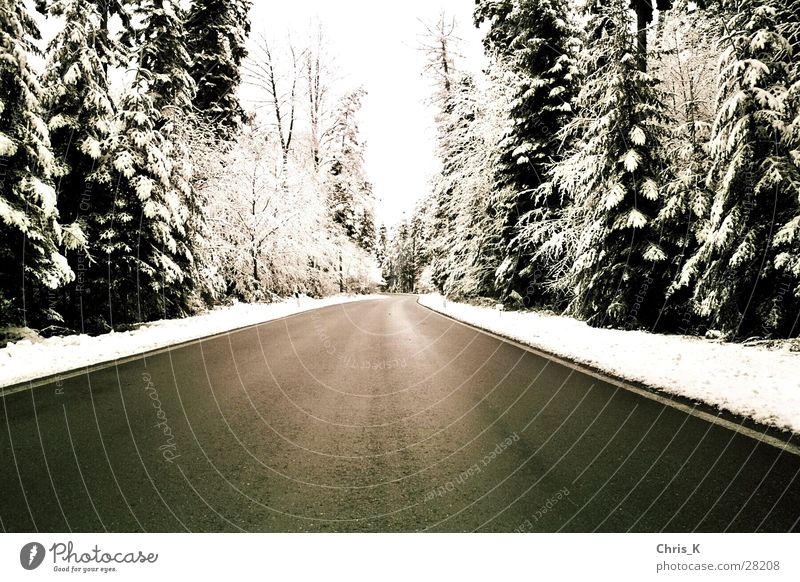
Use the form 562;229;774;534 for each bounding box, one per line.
554;0;672;327
675;0;800;337
417;14;505;299
648;1;718;331
326;88;376;252
95;0;198;326
0;0;74;326
40;0;129;328
376;224;388;267
186;0;251;135
427;71;504;298
474;0;580;304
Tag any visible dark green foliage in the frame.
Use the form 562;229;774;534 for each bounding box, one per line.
474;0;580;304
93;0;197;328
0;1;72;327
186;0;251;134
554;0;672;328
40;0;129;330
675;1;800;337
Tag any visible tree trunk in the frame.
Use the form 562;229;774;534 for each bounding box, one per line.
339;250;344;292
634;0;651;72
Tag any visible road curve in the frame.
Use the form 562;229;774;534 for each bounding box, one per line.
1;295;798;532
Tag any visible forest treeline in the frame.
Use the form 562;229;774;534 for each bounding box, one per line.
382;0;800;339
0;0;378;334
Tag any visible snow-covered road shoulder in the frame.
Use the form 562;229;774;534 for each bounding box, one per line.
419;294;800;434
0;294;385;389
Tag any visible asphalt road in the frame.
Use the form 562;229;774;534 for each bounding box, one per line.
1;295;798;532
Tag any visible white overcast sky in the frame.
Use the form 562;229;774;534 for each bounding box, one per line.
245;0;488;227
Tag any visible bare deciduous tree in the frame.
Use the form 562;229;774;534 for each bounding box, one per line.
418;11;462;99
244;34;301;164
305;24;330;171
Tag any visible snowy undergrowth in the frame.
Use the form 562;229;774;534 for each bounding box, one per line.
0;295;385;388
419;294;800;434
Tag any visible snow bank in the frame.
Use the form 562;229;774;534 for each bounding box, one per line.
419;294;800;433
0;295;385;388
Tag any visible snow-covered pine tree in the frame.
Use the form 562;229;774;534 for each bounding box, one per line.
186;0;251;135
40;0;129;329
553;0;672;328
417;13;459;294
382;220;417;293
675;0;800;338
782;16;800;339
95;0;198;327
325;88;376;252
651;1;717;331
376;224;387;267
474;0;580;306
779;0;800;50
416;14;504;299
427;70;505;299
357;207;376;252
0;0;74;327
407;196;435;282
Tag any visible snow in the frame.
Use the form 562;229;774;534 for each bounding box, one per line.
0;294;385;389
418;294;800;433
0;132;17;157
